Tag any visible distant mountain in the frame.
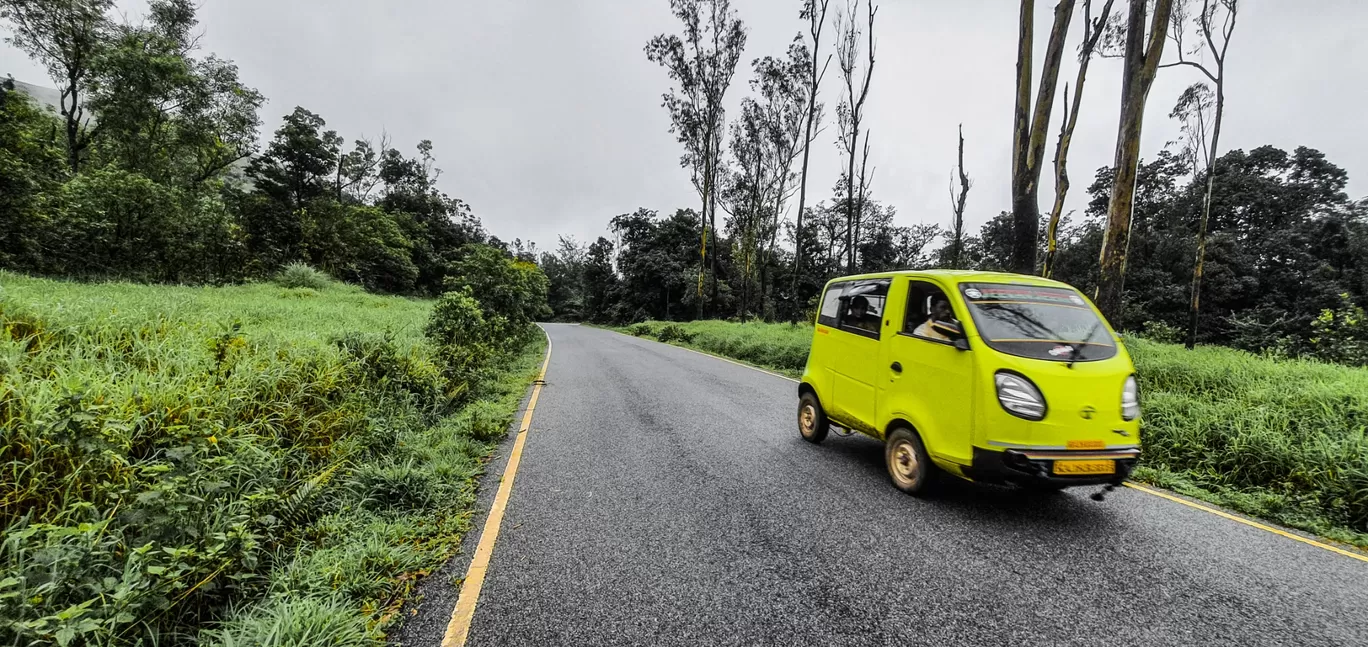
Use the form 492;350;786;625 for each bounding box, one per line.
9;78;64;114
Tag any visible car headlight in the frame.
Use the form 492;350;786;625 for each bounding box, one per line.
995;371;1046;421
1122;375;1140;421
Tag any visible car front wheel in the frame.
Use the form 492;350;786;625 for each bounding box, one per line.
885;427;934;494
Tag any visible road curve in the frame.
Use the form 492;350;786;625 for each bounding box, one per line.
445;324;1368;646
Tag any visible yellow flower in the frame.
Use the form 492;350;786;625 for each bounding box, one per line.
207;435;218;445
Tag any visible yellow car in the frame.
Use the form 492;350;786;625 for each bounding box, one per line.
797;270;1140;494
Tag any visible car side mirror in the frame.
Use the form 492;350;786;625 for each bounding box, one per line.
952;337;970;351
931;319;963;339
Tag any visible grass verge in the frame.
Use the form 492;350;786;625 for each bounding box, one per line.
619;319;1368;549
0;271;544;646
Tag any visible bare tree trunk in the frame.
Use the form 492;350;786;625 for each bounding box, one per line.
950;124;970;269
1010;0;1076;275
1044;0;1114;278
1095;0;1175;325
790;0;831;320
1182;0;1237;349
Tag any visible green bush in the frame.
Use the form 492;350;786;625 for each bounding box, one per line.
274;263;333;290
655;323;694;344
626;323;652;337
207;595;379;647
1140;320;1185;344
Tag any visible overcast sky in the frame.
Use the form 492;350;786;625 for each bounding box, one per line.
4;1;1365;252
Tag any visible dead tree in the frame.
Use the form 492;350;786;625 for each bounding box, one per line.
835;0;877;273
949;124;971;269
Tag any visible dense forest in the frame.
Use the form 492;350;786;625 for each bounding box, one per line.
536;0;1368;367
3;0;1365;369
1;0;541;299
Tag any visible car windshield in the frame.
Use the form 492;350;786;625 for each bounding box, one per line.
959;283;1117;362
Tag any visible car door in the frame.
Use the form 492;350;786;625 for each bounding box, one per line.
830;279;890;434
883;279;975;465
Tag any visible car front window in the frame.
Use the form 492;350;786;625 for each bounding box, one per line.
959;283;1117;362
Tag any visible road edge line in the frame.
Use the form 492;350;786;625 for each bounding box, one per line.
603;326;1368;563
440;326;553;647
1124;482;1368;563
602;327;799;383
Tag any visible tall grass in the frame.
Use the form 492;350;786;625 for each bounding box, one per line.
0;272;544;646
622;319;1368;547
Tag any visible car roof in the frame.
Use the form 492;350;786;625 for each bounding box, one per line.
825;269;1077;290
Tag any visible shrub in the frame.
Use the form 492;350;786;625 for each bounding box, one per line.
626;323;652;337
1140;320;1185;344
655;323;694;344
275;263;332;290
207;595;379;647
462;399;514;442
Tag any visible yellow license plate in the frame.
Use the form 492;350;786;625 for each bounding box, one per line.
1053;459;1115;476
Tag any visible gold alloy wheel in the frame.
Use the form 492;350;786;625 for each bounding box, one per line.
799;402;817;438
889;438;920;487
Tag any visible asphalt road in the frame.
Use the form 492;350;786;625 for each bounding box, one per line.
405;323;1368;646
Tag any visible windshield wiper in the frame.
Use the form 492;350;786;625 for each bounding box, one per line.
1067;321;1103;369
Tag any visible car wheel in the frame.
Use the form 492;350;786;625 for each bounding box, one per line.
798;392;829;444
885;427;934;494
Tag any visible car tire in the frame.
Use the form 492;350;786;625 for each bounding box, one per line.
798;392;829;444
885;427;934;494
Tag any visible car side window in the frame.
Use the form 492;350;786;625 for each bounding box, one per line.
817;282;847;327
837;279;890;339
904;281;958;344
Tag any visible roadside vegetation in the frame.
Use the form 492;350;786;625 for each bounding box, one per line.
1;270;547;646
623;319;1368;549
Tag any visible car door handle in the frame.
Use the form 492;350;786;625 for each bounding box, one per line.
890;362;902;373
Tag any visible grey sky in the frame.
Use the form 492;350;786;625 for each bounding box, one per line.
4;1;1365;253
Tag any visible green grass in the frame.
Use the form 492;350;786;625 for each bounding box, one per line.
0;271;544;646
620;319;1368;549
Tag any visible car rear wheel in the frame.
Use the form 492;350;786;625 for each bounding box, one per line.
885;427;934;494
798;392;829;444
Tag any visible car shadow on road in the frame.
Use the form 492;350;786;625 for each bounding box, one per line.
810;432;1127;536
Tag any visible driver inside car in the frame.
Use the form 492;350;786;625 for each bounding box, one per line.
913;295;955;341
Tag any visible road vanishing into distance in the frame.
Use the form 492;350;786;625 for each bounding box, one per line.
399;324;1368;647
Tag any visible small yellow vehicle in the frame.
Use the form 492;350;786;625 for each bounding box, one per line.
798;270;1140;494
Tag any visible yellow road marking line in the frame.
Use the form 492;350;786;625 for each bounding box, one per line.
441;328;553;647
608;326;1368;563
1125;483;1368;563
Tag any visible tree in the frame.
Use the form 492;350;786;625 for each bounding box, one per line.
948;124;971;269
1162;0;1238;348
646;0;747;317
1;0;113;172
1010;0;1075;275
87;0;263;187
790;0;832;316
834;0;876;273
582;236;618;323
248;107;337;211
1094;0;1175;324
1043;0;1114;278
